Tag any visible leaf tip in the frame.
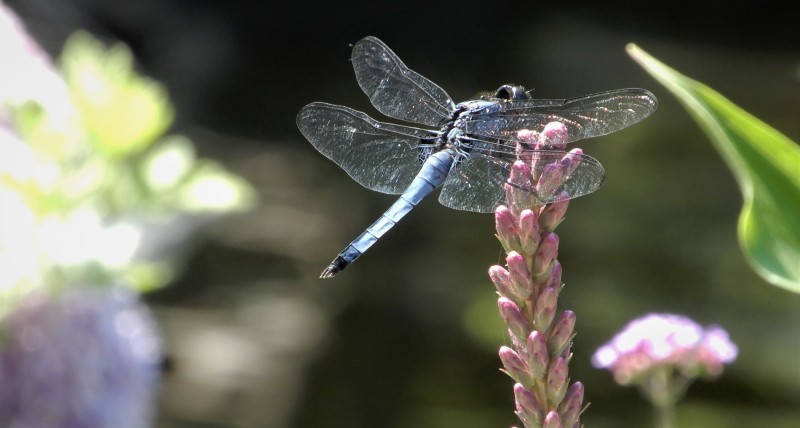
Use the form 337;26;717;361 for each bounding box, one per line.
625;43;649;65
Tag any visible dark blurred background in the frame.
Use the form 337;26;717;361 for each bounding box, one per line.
7;0;800;427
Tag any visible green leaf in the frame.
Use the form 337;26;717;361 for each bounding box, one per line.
60;31;174;158
628;44;800;292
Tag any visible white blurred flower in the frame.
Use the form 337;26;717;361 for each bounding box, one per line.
37;209;142;268
0;2;72;119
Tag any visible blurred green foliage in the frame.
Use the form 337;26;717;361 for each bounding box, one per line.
62;32;175;159
629;44;800;293
0;31;255;299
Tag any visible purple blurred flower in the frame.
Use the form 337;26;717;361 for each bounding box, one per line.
592;313;737;384
593;313;737;427
0;286;162;428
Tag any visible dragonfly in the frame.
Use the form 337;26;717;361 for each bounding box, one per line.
297;36;657;278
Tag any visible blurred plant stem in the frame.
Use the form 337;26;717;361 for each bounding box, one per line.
654;400;676;428
646;367;677;428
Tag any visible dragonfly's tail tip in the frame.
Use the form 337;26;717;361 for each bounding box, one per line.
319;256;349;279
319;267;338;279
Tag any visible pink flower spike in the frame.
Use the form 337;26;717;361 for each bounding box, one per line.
518;209;540;255
538;122;570;150
489;120;597;426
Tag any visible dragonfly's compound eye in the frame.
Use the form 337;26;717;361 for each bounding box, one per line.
494;84;528;101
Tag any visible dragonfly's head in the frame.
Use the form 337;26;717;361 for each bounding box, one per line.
494;84;530;101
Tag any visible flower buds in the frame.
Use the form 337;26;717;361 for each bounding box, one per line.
535;163;564;202
507;252;533;299
546;357;569;405
500;346;535;386
491;121;585;427
540;197;569;231
505;161;534;216
489;265;526;305
533;287;558;332
558;382;584;428
539;122;569;151
548;310;576;358
514;383;543;427
518;209;540;255
498;297;531;342
533;232;559;277
495;205;522;253
543;411;563;428
526;331;549;380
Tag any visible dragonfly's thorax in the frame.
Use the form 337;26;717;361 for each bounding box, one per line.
456;100;501;116
431;99;513;156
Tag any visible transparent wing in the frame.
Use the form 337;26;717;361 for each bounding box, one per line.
351;36;455;127
297;102;435;194
438;150;606;213
438;153;509;213
464;88;658;143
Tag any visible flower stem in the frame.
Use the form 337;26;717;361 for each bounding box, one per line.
647;367;677;428
654;399;676;428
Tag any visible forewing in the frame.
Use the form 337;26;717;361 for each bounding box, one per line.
351;36;455;127
465;88;658;143
297;102;433;194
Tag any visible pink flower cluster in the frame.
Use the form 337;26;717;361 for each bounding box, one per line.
592;313;738;384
